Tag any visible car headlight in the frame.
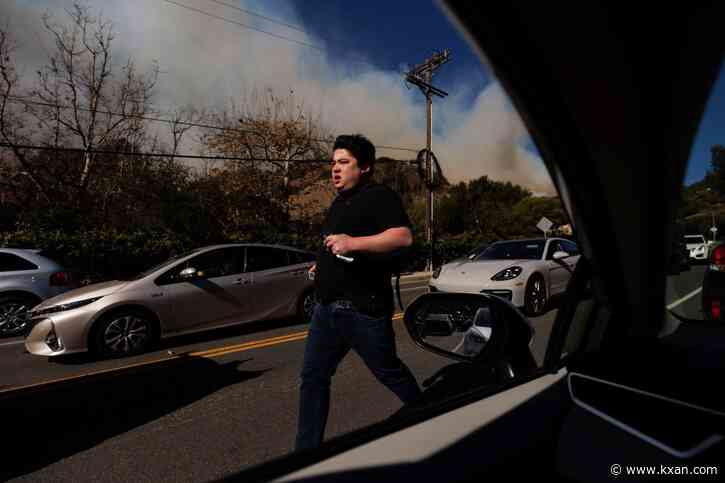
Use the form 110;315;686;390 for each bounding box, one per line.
32;296;104;316
432;266;442;279
491;266;523;281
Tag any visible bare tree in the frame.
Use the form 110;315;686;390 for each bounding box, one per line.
0;28;50;200
203;88;330;219
26;3;159;194
169;105;205;161
205;89;329;180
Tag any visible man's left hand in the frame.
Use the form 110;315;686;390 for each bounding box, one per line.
325;234;357;256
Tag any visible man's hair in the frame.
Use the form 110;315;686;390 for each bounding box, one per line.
333;134;376;177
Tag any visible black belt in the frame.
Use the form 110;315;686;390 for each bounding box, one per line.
323;298;388;318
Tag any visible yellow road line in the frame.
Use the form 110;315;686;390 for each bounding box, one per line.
191;331;309;357
1;313;407;395
204;334;309;358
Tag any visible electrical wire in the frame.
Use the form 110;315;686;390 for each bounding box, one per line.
5;96;419;153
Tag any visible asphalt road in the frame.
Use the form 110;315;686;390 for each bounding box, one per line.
1;266;706;482
1;274;562;482
666;263;708;320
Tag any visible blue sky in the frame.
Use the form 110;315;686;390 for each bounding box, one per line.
686;65;725;186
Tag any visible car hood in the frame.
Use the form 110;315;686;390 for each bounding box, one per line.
438;259;536;280
33;280;130;310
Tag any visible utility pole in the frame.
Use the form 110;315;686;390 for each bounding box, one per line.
405;49;451;272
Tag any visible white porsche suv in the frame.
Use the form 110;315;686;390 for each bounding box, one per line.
429;238;580;317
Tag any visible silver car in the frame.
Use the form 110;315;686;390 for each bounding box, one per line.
1;248;78;337
25;244;316;357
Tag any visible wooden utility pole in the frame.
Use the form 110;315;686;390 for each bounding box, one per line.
405;49;451;272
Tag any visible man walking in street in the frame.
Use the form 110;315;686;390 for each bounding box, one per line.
295;134;422;451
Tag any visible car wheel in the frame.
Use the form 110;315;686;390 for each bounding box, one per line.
0;294;38;337
298;289;317;324
93;309;155;357
523;275;547;318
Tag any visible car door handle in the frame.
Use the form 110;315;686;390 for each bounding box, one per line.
234;278;251;285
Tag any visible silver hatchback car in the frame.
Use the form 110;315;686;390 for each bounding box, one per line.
25;244;316;357
1;249;78;337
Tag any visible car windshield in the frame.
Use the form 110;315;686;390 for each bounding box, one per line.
0;1;589;480
474;241;546;260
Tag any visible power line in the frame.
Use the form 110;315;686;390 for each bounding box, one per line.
7;96;250;133
162;0;324;52
163;0;383;71
0;142;413;164
6;96;419;153
206;0;307;35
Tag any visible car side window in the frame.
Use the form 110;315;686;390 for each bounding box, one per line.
245;247;290;272
157;248;241;285
288;250;315;265
0;253;39;272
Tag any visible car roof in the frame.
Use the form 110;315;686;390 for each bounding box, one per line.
196;243;314;254
490;238;570;244
0;248;62;267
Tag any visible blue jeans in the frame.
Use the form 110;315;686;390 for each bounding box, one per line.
295;302;422;451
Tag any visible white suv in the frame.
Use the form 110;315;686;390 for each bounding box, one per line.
684;234;708;261
0;249;78;337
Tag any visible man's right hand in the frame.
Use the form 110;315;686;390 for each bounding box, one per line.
308;263;317;276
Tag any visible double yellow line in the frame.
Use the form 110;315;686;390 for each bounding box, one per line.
192;312;404;359
0;313;405;395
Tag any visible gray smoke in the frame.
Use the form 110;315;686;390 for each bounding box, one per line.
2;0;555;195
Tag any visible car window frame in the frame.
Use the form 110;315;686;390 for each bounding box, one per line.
545;240;563;260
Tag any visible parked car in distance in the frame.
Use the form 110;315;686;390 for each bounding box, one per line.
24;244;316;358
684;234;708;262
0;248;79;337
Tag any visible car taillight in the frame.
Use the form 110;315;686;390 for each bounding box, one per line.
712;300;721;320
49;271;72;286
710;245;725;271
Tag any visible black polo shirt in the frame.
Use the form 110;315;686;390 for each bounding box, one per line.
315;180;411;315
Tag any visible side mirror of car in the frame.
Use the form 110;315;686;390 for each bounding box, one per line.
404;293;537;377
553;251;569;260
179;267;200;280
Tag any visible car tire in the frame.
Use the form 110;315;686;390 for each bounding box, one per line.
523;275;547;318
93;309;156;357
297;289;317;324
0;294;39;337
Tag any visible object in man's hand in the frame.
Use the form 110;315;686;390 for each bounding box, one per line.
322;232;355;263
